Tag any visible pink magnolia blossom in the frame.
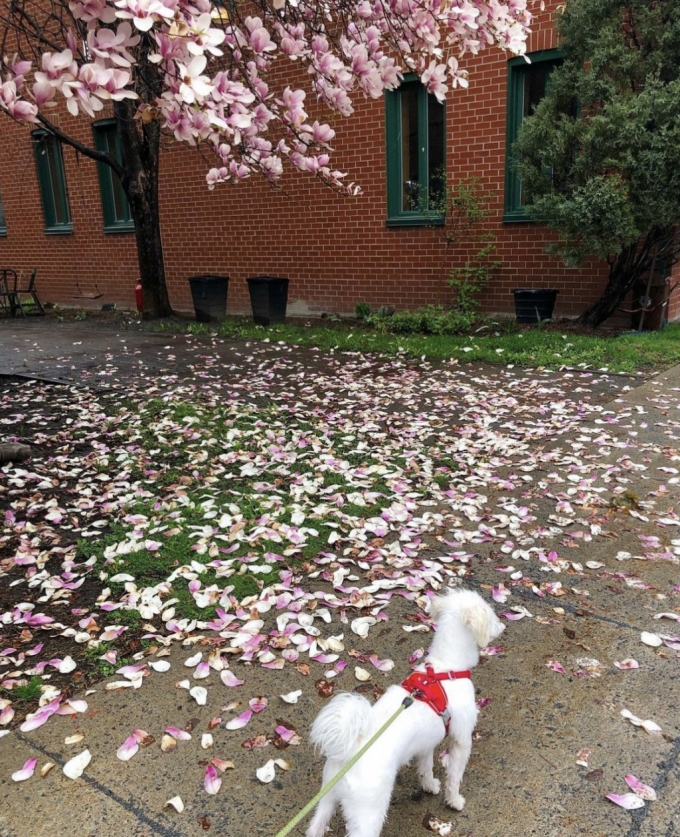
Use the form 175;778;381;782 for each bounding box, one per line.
1;0;531;193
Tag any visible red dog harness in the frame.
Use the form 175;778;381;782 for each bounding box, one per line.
401;665;471;733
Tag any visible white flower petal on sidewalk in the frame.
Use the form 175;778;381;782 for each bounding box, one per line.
256;759;276;783
65;733;85;745
606;793;645;810
614;659;639;670
185;651;202;667
201;734;213;749
40;762;56;778
189;686;207;705
220;670;244;687
58;656;77;673
620;709;662;735
63;749;91;780
354;666;371;681
149;660;171;672
280;690;302;704
350;617;376;638
12;758;37;782
640;632;662;647
165;795;184;812
575;748;591;767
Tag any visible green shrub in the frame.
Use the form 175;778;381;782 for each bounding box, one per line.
370;305;475;336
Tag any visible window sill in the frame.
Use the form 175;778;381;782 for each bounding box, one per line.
0;229;6;237
386;215;444;228
103;223;135;234
502;210;537;223
44;225;73;235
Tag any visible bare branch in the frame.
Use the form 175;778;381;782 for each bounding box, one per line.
36;113;124;177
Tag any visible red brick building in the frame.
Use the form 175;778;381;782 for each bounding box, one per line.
0;1;677;322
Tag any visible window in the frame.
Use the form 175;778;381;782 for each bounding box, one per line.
385;77;445;226
93;119;134;233
504;49;563;221
0;188;6;236
33;131;72;234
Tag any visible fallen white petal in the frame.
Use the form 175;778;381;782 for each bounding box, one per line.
280;690;302;704
640;632;662;647
606;793;645;810
63;749;91;780
256;759;276;783
189;686;207;706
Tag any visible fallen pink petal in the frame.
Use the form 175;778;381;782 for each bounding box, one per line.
204;764;222;795
624;775;657;801
225;710;253;730
12;758;37;782
116;734;139;762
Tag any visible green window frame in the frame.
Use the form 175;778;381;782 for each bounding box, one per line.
0;188;6;236
32;131;72;234
504;48;563;222
93;119;134;233
385;76;445;226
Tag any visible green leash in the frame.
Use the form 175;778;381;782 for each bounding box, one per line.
274;696;414;837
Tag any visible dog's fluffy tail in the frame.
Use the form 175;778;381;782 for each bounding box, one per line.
310;692;377;762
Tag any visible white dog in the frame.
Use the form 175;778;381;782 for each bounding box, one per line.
306;587;504;837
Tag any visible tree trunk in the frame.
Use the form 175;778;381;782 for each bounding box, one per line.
115;101;172;319
576;228;675;327
575;249;640;327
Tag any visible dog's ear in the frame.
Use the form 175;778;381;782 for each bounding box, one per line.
430;589;456;622
429;594;446;623
462;599;505;647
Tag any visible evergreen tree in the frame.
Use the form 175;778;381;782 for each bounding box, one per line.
515;0;680;326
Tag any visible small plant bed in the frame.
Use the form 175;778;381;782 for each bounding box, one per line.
151;314;680;374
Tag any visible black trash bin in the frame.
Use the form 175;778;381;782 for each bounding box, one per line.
188;275;230;323
512;288;558;323
246;276;289;325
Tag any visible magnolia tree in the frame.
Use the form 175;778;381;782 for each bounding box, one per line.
1;0;531;317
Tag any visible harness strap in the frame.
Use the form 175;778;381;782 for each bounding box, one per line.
400;665;471;735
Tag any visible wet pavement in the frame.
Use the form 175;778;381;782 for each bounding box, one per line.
0;319;679;837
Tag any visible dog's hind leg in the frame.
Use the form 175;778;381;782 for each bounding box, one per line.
306;792;338;837
344;800;390;837
416;750;440;794
444;734;472;811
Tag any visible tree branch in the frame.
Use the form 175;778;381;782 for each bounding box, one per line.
35;113;124;178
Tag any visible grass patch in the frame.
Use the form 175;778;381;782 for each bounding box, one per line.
153;316;680;373
2;676;43;704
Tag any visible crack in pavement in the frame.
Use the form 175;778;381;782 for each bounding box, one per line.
625;735;680;837
13;733;188;837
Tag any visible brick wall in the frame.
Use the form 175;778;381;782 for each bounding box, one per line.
0;2;657;322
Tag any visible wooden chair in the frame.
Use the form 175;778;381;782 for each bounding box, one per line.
0;269;18;316
11;268;44;316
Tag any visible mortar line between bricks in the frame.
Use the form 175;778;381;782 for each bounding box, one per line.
625;735;680;837
13;733;188;837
